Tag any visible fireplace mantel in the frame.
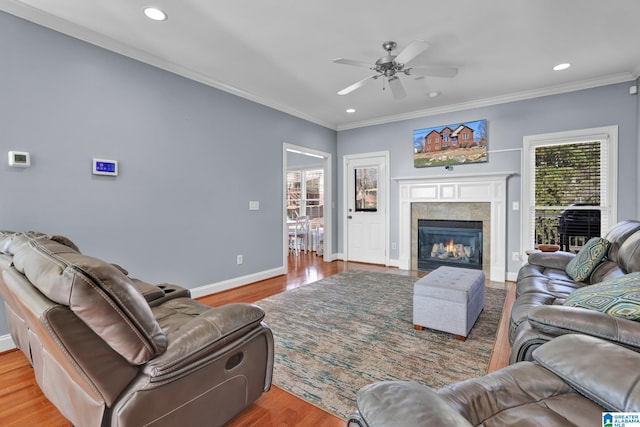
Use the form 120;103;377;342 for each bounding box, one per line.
394;172;516;282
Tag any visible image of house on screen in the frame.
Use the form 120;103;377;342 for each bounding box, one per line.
423;124;475;152
413;119;488;168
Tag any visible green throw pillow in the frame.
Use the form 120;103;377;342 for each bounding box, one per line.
565;237;610;282
564;272;640;320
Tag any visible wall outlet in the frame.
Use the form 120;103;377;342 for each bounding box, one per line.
391;242;397;250
512;252;520;261
237;254;243;265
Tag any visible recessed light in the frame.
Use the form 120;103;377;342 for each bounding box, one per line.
346;108;356;114
553;63;571;71
144;7;167;21
428;91;439;98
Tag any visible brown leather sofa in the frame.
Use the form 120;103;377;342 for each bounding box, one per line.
0;230;274;427
347;334;640;427
509;220;640;363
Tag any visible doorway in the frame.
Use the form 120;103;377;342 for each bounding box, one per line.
343;152;389;265
283;143;332;268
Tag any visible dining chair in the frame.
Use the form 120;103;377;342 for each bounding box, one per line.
288;215;310;255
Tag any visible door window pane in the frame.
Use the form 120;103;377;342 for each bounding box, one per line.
355;167;378;212
287;168;323;221
286;170;301;219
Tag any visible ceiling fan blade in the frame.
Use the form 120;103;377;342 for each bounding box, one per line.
388;77;407;100
338;75;378;95
406;66;459;78
332;58;373;68
395;40;429;65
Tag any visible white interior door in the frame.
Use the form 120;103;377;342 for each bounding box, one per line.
345;154;387;264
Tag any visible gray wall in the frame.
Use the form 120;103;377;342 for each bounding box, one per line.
337;82;639;275
0;10;337;337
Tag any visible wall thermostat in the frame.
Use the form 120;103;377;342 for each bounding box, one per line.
92;158;118;176
8;151;31;167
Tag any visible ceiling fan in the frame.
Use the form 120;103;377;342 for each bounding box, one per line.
333;40;458;100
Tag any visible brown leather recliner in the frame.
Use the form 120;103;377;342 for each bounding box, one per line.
0;231;273;427
347;334;640;427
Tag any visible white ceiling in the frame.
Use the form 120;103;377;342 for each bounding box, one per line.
3;0;640;130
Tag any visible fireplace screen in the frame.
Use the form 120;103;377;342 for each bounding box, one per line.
418;219;483;271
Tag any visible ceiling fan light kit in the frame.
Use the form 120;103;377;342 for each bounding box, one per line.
333;40;458;99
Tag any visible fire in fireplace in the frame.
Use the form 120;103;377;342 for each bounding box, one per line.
418;219;483;271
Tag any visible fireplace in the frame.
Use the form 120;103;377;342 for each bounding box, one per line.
396;172;513;282
417;219;483;271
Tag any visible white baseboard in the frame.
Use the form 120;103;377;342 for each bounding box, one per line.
323;252;339;262
190;266;287;299
332;253;398;267
0;334;16;352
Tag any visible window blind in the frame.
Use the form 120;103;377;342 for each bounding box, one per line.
530;138;608;250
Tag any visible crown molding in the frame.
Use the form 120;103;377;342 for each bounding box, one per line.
2;0;637;133
337;73;636;131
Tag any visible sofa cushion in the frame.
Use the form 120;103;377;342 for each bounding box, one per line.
533;334;640;412
565;237;610;282
563;272;640;320
13;238;167;364
603;220;640;264
617;231;640;274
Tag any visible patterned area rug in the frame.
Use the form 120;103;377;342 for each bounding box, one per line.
255;270;506;419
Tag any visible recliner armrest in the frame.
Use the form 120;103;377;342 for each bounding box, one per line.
130;278;166;302
528;305;640;349
526;251;575;270
355;381;472;427
144;303;266;379
533;334;640;411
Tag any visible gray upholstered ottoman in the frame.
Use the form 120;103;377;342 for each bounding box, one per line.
413;266;485;340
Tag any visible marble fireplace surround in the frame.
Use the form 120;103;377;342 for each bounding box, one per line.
395;172;514;282
412;203;491;276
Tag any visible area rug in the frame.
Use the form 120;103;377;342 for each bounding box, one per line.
255;270;506;419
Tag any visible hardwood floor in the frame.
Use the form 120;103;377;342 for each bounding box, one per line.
0;253;515;426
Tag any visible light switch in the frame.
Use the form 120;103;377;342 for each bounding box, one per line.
512;201;520;211
249;201;260;211
8;151;30;167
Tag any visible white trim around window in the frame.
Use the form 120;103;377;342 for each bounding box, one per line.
520;125;618;254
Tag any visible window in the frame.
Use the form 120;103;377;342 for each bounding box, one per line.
286;168;324;221
354;167;378;212
522;126;618;253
